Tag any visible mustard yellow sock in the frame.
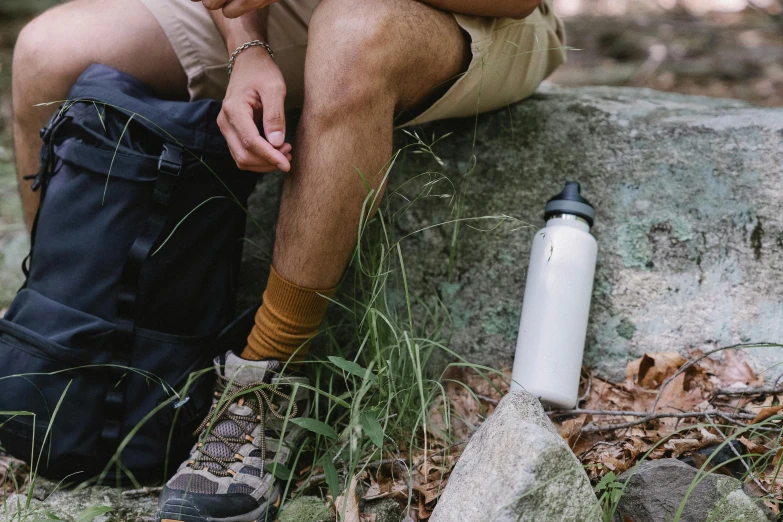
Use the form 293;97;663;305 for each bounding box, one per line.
241;267;336;363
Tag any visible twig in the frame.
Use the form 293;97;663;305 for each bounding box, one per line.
412;441;467;470
476;394;499;405
551;409;753;420
122;486;162;498
579;410;756;434
650;343;783;414
299;472;326;489
296;458;408;491
714;385;783;397
577;373;593;404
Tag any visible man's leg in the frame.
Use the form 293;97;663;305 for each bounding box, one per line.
13;0;188;230
243;0;471;361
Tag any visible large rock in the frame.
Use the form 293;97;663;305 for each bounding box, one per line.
240;86;783;381
614;459;773;522
2;86;782;381
430;390;601;522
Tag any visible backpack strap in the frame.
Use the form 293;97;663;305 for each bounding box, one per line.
20;111;72;287
101;144;184;446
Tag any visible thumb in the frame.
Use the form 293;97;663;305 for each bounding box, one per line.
260;82;287;149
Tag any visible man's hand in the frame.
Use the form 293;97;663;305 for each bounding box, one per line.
218;46;292;173
196;0;277;19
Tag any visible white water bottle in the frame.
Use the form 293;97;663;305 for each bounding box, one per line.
510;182;598;409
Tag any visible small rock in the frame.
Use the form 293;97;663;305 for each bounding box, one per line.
614;459;773;522
430;390;601;522
362;498;402;522
278;495;332;522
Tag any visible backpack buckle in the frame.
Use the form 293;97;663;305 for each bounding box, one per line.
154;145;183;206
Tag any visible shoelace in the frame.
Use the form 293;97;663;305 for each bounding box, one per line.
188;374;299;477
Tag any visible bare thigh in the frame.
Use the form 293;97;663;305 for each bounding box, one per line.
13;0;187;117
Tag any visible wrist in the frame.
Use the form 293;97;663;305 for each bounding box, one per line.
209;9;267;52
229;42;275;76
226;31;264;53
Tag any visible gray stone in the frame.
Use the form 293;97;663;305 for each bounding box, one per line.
429;390;601;522
614;459;773;522
362;498;402;522
278;495;332;522
240;86;783;381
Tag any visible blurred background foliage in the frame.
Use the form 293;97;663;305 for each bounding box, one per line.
551;0;783;106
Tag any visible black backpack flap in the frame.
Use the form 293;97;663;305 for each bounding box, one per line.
0;64;258;481
67;64;230;155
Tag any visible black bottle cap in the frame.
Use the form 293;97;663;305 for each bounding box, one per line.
544;181;595;226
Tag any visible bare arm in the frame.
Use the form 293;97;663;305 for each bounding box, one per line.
419;0;541;19
208;8;268;51
207;8;293;173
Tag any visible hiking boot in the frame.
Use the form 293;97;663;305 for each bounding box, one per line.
157;351;310;522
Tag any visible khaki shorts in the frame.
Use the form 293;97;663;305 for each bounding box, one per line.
140;0;566;126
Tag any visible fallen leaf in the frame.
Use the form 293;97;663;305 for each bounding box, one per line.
691;452;734;477
335;476;362;522
751;405;783;424
627;353;687;389
716;350;763;388
738;436;770;454
557;416;587;448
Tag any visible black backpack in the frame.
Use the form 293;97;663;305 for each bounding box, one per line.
0;64;258;483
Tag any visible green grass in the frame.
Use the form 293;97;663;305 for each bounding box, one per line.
0;102;511;521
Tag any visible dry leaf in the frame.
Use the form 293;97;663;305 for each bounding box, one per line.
691;452;735;477
751;404;783;424
738;435;770;454
335;476;362;522
627;353;687;389
716;351;763;388
413;478;448;504
558;416;587;448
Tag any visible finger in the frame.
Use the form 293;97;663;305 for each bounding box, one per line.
224;103;290;171
219;114;279;173
221;0;257;18
259;81;287;150
202;0;228;10
278;143;292;155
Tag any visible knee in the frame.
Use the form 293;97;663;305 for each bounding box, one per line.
304;0;399;119
13;10;82;118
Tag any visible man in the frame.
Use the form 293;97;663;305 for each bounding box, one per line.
12;0;565;519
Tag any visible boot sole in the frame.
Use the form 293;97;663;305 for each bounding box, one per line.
157;493;280;522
